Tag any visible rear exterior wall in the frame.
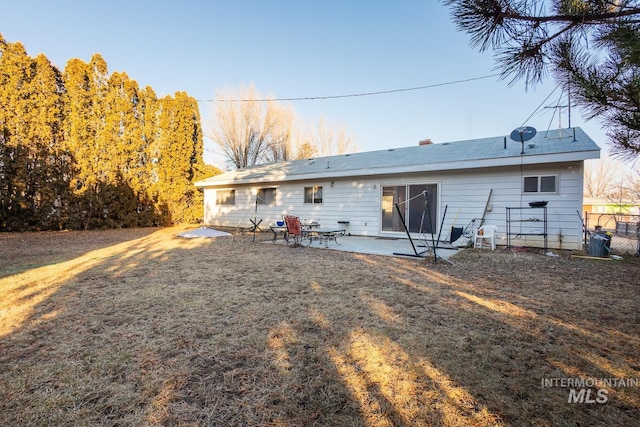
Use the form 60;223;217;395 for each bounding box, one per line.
202;161;584;250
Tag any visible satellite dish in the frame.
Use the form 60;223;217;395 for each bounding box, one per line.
510;126;537;154
510;126;537;142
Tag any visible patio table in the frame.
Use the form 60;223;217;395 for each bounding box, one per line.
270;225;289;242
306;228;345;248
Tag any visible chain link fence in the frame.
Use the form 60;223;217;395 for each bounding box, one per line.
584;212;640;256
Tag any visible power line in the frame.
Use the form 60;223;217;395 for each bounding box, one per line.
520;85;560;127
198;73;501;102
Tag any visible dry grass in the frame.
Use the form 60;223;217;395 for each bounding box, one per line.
1;226;639;426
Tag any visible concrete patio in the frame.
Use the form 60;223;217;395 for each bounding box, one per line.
179;226;463;261
266;233;461;261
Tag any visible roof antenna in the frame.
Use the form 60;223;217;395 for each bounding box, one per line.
510;126;537;154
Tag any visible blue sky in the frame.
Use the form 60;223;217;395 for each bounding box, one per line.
1;0;611;168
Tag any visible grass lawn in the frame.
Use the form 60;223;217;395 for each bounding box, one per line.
1;226;639;426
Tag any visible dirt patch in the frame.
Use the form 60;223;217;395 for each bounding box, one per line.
1;227;639;426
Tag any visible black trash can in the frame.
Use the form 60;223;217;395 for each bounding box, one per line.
450;227;463;243
588;231;612;257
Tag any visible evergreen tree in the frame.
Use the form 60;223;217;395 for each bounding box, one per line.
0;37;33;229
63;54;113;229
102;71;145;227
1;34;216;230
62;57;96;228
25;54;68;229
443;0;640;159
138;85;164;225
153;92;208;224
0;38;67;230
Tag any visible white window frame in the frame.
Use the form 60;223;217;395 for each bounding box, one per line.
257;187;277;205
216;189;235;205
523;175;558;194
304;186;323;204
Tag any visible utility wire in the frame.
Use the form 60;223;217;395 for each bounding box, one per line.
544;89;566;134
520;85;560;126
198;73;501;102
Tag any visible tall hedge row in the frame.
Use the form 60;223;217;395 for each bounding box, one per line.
0;35;218;231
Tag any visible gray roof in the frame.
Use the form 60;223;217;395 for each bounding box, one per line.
195;127;600;187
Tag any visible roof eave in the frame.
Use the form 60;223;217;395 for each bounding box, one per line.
194;149;600;188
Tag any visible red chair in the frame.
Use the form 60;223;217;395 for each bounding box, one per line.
284;215;304;246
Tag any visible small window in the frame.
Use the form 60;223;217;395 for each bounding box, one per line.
258;187;276;205
523;175;557;193
216;189;235;205
524;177;538;193
540;176;556;192
304;186;323;204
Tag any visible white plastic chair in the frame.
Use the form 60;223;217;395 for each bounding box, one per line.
474;225;498;250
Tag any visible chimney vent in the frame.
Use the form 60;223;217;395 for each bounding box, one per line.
419;138;433;146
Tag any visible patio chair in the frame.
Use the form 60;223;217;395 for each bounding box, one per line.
474;225;498;250
284;215;307;247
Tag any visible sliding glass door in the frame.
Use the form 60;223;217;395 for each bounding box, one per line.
381;184;437;233
381;186;406;232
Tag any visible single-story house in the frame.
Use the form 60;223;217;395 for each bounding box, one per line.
583;197;640;216
195;127;600;250
582;197;640;236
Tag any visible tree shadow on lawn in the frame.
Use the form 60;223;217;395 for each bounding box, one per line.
364;252;640;426
0;227;160;278
1;230;639;426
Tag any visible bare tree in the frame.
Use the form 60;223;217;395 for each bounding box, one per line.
627;166;640;204
263;101;298;164
584;155;640;213
584;157;619;198
305;117;359;157
295;141;317;160
611;163;640;208
207;85;298;169
208;85;266;169
207;85;359;168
